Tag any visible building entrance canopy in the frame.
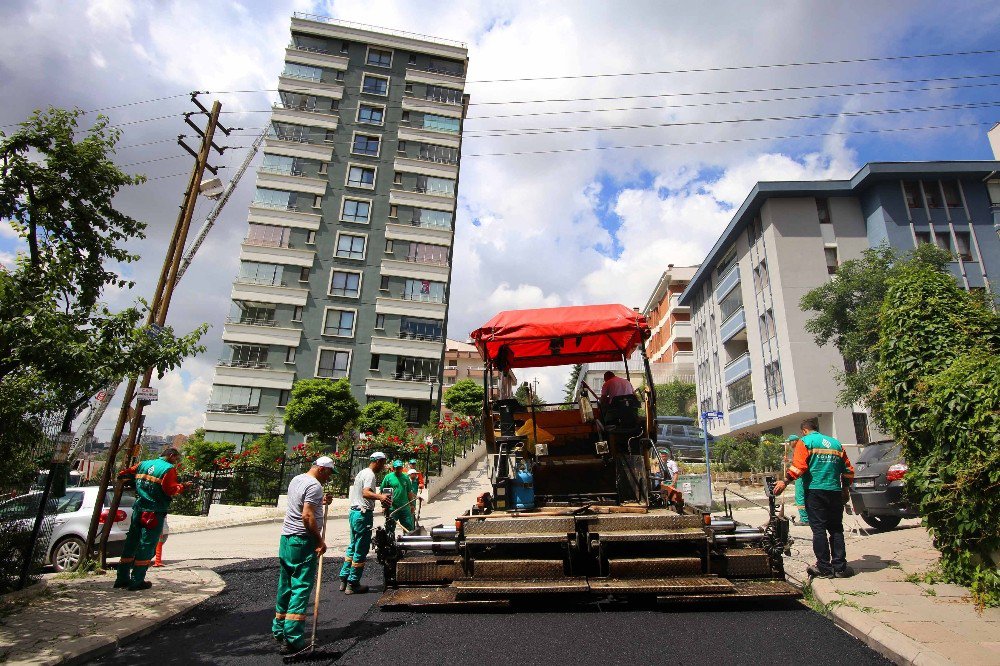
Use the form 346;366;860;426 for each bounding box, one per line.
470;304;650;370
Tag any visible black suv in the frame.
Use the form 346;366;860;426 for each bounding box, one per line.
655;416;714;461
848;440;918;530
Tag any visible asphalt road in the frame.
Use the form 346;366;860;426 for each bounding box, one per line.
96;558;890;666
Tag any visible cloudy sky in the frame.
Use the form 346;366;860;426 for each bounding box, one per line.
1;0;998;438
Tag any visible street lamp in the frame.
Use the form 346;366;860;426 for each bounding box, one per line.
199;176;224;199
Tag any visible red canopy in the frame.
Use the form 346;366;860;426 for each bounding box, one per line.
470;304;650;370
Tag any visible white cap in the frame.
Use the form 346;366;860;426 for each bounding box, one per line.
314;456;335;469
407;468;419;476
369;451;387;461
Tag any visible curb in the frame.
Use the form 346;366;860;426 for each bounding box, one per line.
169;512;349;535
810;580;954;666
0;579;48;606
6;569;226;666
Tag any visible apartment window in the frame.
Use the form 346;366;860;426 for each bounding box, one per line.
335;70;345;82
329;270;361;298
747;215;763;243
407;243;448;265
412;208;452;229
340;41;349;53
853;412;871;446
269;121;311;143
404;279;445;302
380;276;390;291
397;140;407;154
718;288;743;321
404;82;414;95
903;181;921;208
231;302;274;325
278;92;319;113
317;349;350;378
941;181;961;208
422;114;460;133
753;260;769;292
393;172;403;185
298;267;310;282
914;231;932;246
282;63;322;82
245;223;290;248
369;354;381;371
447;359;458;368
816;198;831;225
323;309;356;337
209;385;262;409
318;162;328;175
253;187;294;210
429;58;464;76
239;261;282;286
306;230;316;245
312;195;322;209
716;245;737;277
401;317;442;340
727;375;753;409
759;309;776;341
924;182;942;208
417;175;455;196
341;198;371;223
366;47;392;68
764;361;783;400
284;346;295;364
404;404;421;423
375;314;385;329
361;74;389;96
954;230;973;261
418;143;459;164
357;104;385;125
425;85;462;105
351;133;381;157
385;239;394;254
389;204;398;218
825;246;839;275
292;305;303;321
934;231;950;252
261;153;299;175
395;357;439;381
226;344;269;367
277;389;290;407
346;165;376;189
408;53;417;65
401;111;410;123
335;233;366;259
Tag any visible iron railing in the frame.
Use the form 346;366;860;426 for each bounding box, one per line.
205;404;260;414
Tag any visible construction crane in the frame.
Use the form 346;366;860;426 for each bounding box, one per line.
69;128;267;460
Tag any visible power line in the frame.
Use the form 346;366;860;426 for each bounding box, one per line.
462;120;992;157
468;48;1000;84
462;100;1000;137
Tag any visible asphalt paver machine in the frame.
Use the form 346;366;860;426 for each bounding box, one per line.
375;304;799;610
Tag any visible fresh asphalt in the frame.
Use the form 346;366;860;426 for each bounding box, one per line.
96;558;890;665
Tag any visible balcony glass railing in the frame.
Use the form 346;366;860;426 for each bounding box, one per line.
250;200;300;212
226;316;278;327
403;255;450;267
392;372;437;382
243;236;291;249
398;292;446;304
258;163;305;177
234;275;286;287
410;218;452;231
272;101;337;116
398;331;444;342
287;42;334;56
205;403;261;414
217;359;271;369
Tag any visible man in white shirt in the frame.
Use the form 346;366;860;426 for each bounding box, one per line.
338;451;389;595
663;450;680;486
273;456;334;654
600;371;636;408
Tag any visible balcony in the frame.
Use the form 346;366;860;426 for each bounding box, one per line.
375;294;447;319
668;293;690;313
715;265;741;301
242;236;290;250
256;168;327;196
404;67;466;89
366;377;438;401
370;335;444;360
724;353;752;386
385;222;452;247
393;155;459;180
284;45;349;70
247;204;322;231
223;321;301;348
277;75;344;101
720;307;747;342
213;364;295;390
227;316;277;327
271;105;339;132
381;258;450;282
262;136;334;163
205;403;260;414
389;188;454;212
397;126;461;150
401;96;463;120
217;359;270;369
231;281;309;307
240;243;315;268
728;401;758;429
665;321;692;349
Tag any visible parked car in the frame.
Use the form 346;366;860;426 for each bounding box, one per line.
655;416;714;461
0;487;136;572
848;440;918;531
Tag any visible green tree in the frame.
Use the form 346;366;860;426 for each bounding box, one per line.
561;363;583;407
515;381;543;407
248;414;286;467
283;378;361;445
654;380;697;418
356;400;407;436
443;378;485;417
181;429;234;472
799;243;951;419
873;259;1000;607
0;107;206;483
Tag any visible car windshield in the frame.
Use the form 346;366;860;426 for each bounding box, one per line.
858;441;900;464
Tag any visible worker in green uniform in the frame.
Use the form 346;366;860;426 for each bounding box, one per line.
786;435;810;526
115;448;187;591
381;460;415;535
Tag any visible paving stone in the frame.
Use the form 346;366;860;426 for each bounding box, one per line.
923;641;1000;665
887;621;967;644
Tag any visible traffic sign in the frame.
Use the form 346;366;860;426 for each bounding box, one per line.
136;387;158;402
701;410;724;420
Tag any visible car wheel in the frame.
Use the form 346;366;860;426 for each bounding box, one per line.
51;536;86;572
861;514;901;531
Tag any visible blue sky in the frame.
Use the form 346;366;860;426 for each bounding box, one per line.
1;0;998;434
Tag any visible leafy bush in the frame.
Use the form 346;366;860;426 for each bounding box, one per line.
284;378;360;444
0;519;34;593
713;432;783;473
654;380;697;418
874;261;1000;607
356;401;407;436
443;378;485;417
181;429;234;472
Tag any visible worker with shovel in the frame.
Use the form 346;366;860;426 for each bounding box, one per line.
273;456;334;656
339;452;389;594
381;459;416;536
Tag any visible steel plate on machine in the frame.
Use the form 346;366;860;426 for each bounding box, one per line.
589;576;734;595
379;587;511;611
656;579;802;604
596;527;705;542
607;557;702;577
451;578;590;594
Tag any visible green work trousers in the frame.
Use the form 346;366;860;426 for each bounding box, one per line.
795;477;810;525
385;510;415;536
339;509;373;584
272;534;318;649
116;510;166;589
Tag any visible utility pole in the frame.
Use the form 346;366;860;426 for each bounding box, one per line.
85;94;232;565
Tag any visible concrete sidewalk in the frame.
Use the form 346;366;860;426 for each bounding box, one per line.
733;505;1000;664
0;567;223;665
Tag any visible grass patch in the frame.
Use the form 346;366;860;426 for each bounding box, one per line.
904;565;945;586
836;589;877;597
54;559;106;581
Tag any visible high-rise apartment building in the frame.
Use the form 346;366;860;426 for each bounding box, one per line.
643;264;697;364
680;161;1000;446
203;14;469;448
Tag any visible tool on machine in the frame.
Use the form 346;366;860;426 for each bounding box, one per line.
282;497;331;663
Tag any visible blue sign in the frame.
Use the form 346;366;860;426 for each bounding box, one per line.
701;410;724;420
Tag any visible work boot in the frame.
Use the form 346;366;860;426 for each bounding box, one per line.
279;641;302;656
127;581;153;591
806;565;834;579
344;582;369;595
153;542;164;567
339;577;348;592
835;565;856;578
113;579;129;589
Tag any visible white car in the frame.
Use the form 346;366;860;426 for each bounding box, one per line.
0;487;149;572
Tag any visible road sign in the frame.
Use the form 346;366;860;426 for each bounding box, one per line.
136;387;158;402
701;410;724;420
